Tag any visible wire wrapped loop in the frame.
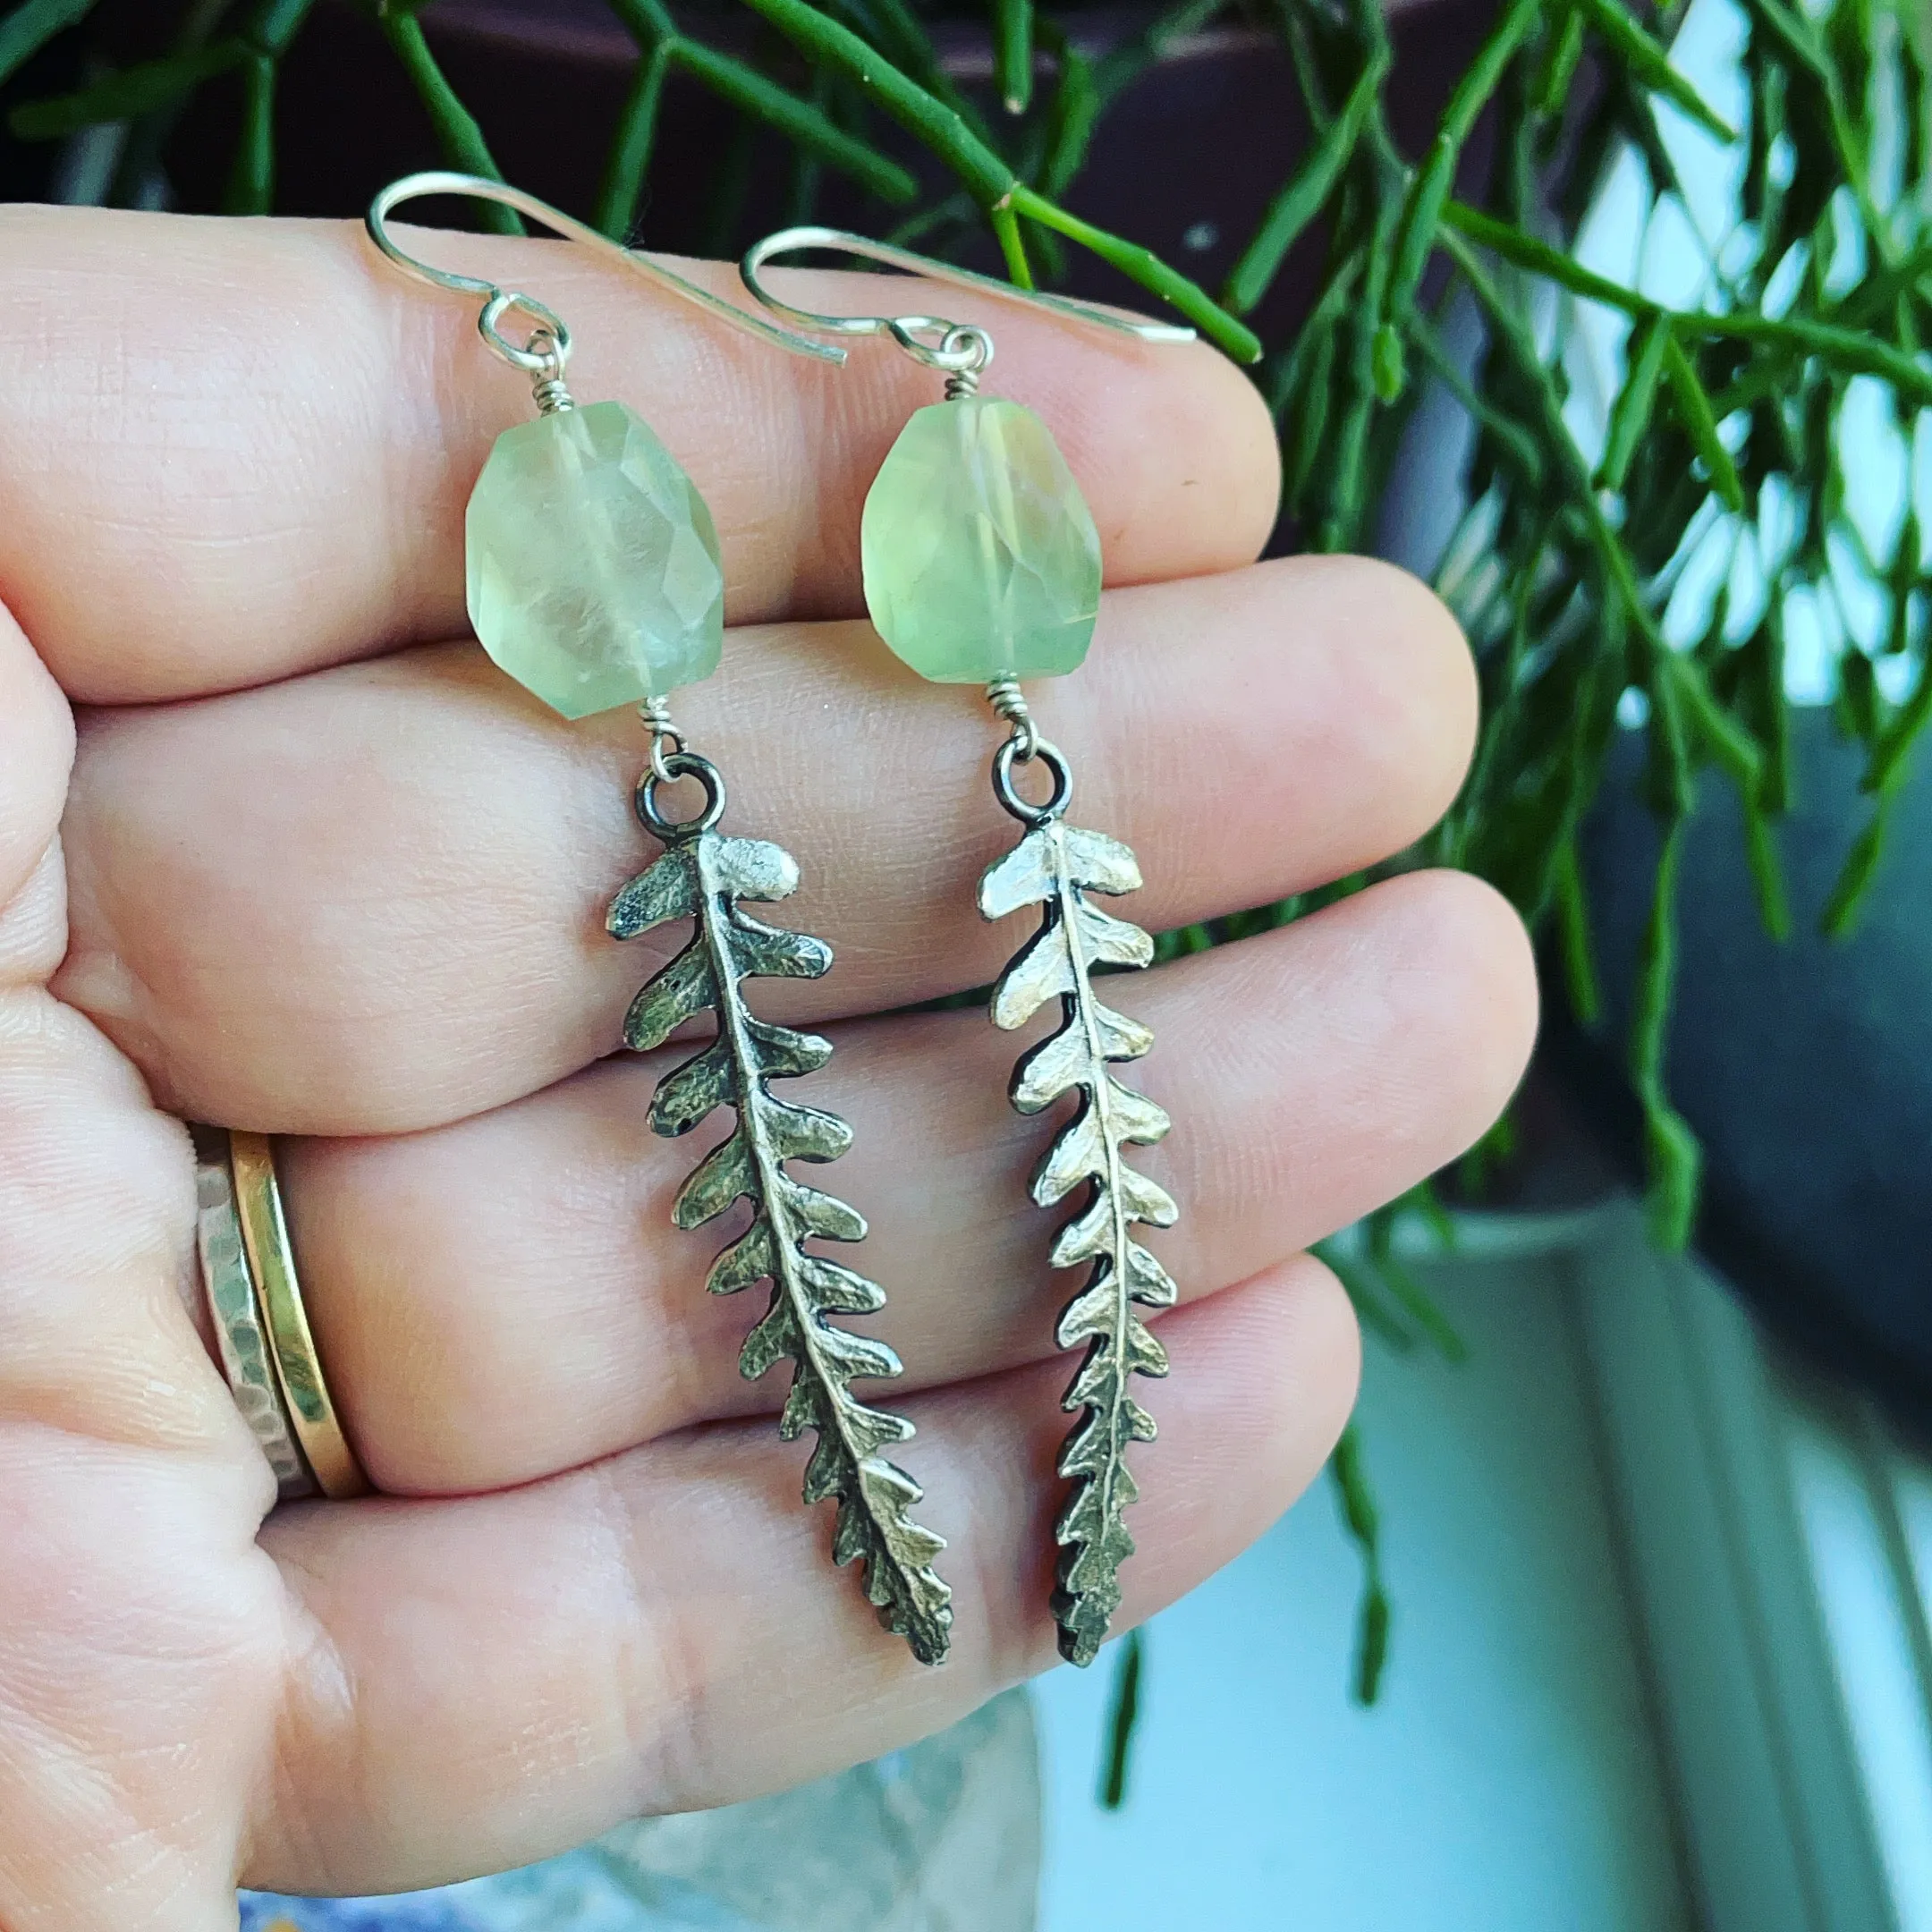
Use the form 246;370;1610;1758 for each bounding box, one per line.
985;675;1038;758
639;698;688;784
479;289;573;375
527;326;575;413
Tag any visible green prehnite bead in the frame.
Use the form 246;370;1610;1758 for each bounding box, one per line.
465;399;724;719
860;396;1102;684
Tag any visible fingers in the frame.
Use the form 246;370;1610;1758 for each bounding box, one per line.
0;605;72;948
248;1257;1356;1894
0;601;72;992
279;872;1531;1493
0;207;1277;705
58;556;1474;1132
0;648;281;1924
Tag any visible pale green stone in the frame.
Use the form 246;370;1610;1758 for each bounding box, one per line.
466;399;723;718
860;396;1102;684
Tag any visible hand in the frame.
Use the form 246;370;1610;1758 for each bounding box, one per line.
0;202;1535;1922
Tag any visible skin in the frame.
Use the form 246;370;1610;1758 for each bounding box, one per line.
0;202;1538;1925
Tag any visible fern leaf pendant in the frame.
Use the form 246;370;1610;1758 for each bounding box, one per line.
980;807;1176;1667
608;755;953;1665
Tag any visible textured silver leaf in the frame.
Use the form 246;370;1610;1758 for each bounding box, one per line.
707;835;803;903
979;822;1142;919
741;1293;802;1381
1074;898;1155;969
1106;1080;1173;1147
1030;1103;1108;1207
1117;1166;1180;1227
978;815;1176;1668
990;924;1078;1029
743;1015;835;1078
708;1216;778;1295
624;942;719;1052
732;912;835;982
779;1176;869;1243
758;1096;856;1164
607;847;700;940
651;1037;739;1136
799;1254;888;1314
1011;999;1157;1112
611;825;952;1665
1123;1241;1178;1308
673;1128;756;1229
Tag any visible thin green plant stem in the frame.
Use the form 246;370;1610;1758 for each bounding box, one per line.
1033;14;1097;200
990;200;1034;287
1097;1628;1143;1809
1631;817;1701;1250
1661;333;1746;513
222;50;274;213
378;8;520;233
597;32;673;237
995;0;1032;114
1553;835;1604;1023
1330;1425;1390;1705
735;0;1015;200
673;38;918;204
1575;0;1736;140
733;0;1257;357
10;38;242;138
1366;1213;1468;1362
0;0;95;87
1388;0;1542;321
1313;1236;1421;1355
1008;185;1261;360
208;0;314;215
1224;47;1387;316
1598;309;1672;491
1444;198;1654;313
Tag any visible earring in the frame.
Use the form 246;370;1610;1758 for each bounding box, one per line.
740;231;1194;1666
366;175;953;1665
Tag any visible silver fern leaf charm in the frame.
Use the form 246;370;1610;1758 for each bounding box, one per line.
610;814;953;1665
980;819;1177;1667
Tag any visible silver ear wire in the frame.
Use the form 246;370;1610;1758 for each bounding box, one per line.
737;225;1196;372
365;172;848;369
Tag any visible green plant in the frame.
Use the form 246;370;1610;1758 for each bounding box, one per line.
6;0;1926;1784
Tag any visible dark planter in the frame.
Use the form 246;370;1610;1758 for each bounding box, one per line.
1551;714;1932;1437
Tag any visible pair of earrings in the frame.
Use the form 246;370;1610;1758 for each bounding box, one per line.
366;173;1191;1670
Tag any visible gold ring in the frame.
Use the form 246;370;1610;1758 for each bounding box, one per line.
229;1130;371;1501
192;1129;316;1503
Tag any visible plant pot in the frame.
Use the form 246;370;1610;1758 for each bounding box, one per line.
1548;713;1932;1436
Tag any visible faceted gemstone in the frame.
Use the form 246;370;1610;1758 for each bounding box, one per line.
466;399;723;718
860;396;1102;684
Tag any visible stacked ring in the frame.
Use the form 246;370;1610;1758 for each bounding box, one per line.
191;1127;370;1502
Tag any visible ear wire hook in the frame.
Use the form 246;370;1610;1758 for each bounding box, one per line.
366;171;848;369
738;225;1196;375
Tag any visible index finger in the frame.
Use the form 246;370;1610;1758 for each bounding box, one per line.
0;204;1280;704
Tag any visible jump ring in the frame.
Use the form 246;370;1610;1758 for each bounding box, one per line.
992;735;1072;828
637;750;727;839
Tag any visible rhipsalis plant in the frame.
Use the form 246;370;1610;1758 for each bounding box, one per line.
609;819;953;1665
981;819;1176;1667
